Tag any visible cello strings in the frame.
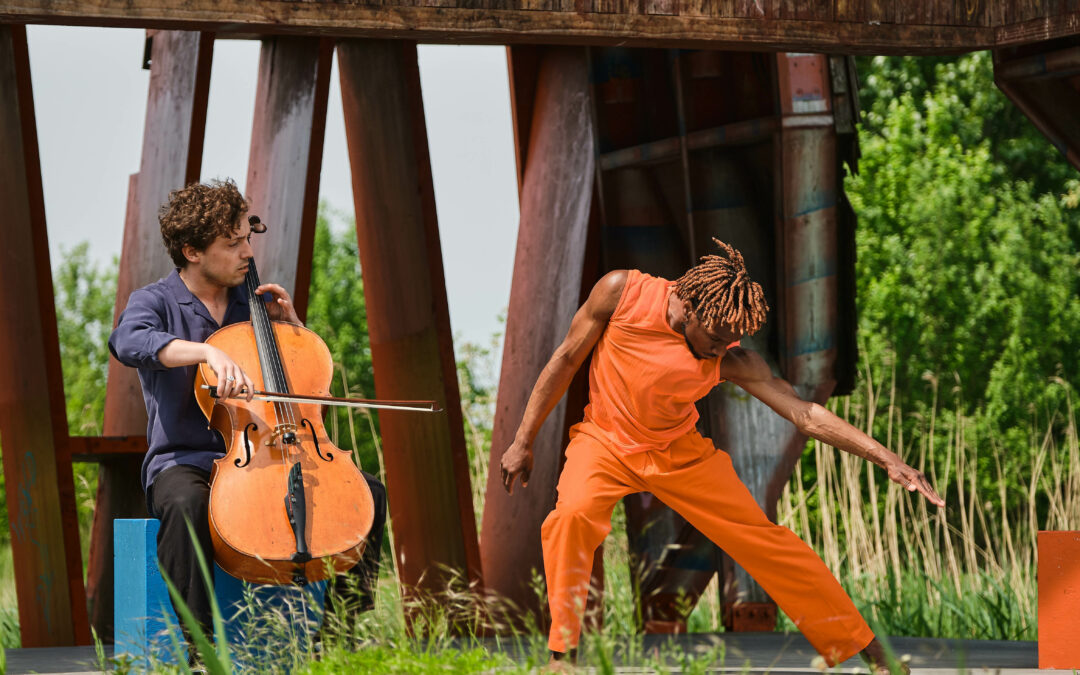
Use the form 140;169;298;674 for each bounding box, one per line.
250;269;302;432
247;269;296;430
244;267;295;511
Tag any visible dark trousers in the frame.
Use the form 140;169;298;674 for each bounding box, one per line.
150;464;388;635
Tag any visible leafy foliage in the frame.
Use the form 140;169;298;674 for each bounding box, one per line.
846;52;1080;486
303;207;380;474
54;243;117;436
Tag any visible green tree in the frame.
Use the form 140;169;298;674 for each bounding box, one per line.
304;206;380;475
846;52;1080;493
54;244;117;549
856;52;1076;197
54;244;117;435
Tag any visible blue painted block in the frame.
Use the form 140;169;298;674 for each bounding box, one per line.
114;518;326;668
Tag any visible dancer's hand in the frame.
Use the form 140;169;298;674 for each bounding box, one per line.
501;440;534;494
884;457;945;507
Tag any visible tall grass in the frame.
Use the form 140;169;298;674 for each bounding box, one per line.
773;370;1080;641
1;350;1074;669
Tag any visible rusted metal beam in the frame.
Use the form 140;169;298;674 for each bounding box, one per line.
0;0;1038;54
598;117;778;172
92;30;213;642
482;46;596;619
995;45;1080;81
507;45;542;199
246;36;333;320
710;52;843;630
338;39;482;599
994;47;1080;172
0;23;89;648
996;11;1080;47
68;436;149;462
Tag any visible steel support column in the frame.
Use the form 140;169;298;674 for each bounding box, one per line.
712;52;842;629
93;29;212;641
482;46;596;619
338;39;481;599
246;36;332;317
0;24;89;647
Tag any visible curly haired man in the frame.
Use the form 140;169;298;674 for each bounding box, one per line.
109;179;386;649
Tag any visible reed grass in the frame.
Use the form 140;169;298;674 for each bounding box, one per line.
1;352;1075;671
771;370;1080;641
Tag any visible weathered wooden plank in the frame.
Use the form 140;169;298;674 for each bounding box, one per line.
865;0;896;23
245;36;332;319
0;1;1005;55
932;0;954;25
1021;0;1044;22
834;0;865;22
338;39;482;596
896;0;929;26
481;46;596;620
681;0;713;19
644;0;678;16
0;23;87;648
92;30;212;644
955;0;991;27
997;10;1080;45
1000;0;1015;24
757;0;782;18
795;0;831;21
518;0;556;11
458;0;493;11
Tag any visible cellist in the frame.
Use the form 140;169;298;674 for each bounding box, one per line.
108;179;387;643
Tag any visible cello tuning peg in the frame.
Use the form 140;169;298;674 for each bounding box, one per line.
248;214;268;233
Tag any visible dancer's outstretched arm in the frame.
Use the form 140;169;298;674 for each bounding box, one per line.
500;270;628;494
720;347;945;507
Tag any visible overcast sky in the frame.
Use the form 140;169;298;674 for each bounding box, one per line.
26;26;520;348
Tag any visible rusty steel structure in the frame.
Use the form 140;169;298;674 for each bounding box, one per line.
480;46;860;631
0;0;1077;650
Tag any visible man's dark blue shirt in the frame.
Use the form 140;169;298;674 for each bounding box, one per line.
108;269;251;495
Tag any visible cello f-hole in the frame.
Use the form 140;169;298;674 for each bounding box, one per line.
236;422;258;467
301;418;333;463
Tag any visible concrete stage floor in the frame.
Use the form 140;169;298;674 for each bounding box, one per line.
1;633;1058;673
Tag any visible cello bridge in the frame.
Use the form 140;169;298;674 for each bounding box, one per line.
265;424;298;447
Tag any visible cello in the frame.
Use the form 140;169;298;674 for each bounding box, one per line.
194;216;438;586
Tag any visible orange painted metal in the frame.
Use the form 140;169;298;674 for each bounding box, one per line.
246;36;333;320
482;45;597;620
92;30;213;642
1038;531;1080;668
338;39;481;598
195;318;374;584
0;24;89;647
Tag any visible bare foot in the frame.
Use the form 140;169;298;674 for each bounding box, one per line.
861;637;910;675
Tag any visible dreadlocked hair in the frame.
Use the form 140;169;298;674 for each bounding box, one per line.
675;238;769;336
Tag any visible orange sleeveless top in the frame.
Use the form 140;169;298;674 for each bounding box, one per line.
582;270;726;454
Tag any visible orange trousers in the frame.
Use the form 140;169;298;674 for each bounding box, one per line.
540;421;875;665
